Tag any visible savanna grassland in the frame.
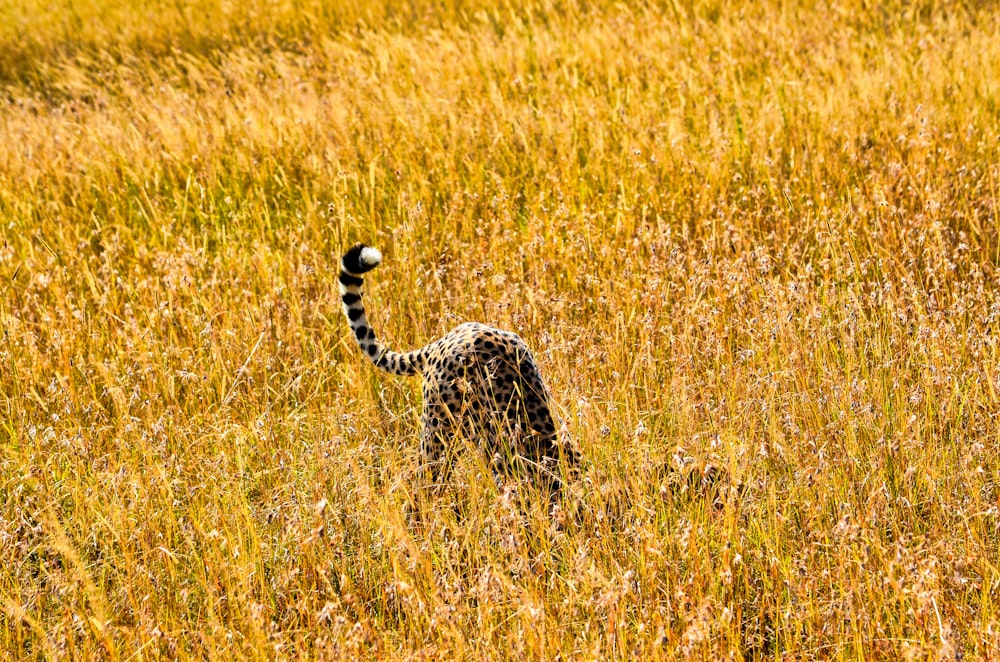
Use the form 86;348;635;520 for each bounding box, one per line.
1;0;999;658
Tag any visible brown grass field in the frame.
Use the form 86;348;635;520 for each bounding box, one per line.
1;0;999;658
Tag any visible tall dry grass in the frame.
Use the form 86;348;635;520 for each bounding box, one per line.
1;0;999;658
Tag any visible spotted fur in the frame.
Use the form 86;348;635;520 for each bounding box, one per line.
339;244;577;492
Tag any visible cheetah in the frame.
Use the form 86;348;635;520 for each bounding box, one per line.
339;244;577;493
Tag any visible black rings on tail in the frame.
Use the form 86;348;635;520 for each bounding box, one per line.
339;244;420;376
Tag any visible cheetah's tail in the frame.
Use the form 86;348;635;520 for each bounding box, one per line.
339;244;421;376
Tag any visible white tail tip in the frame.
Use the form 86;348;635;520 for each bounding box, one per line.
359;247;382;267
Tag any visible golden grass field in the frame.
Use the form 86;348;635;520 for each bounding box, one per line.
1;0;999;658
